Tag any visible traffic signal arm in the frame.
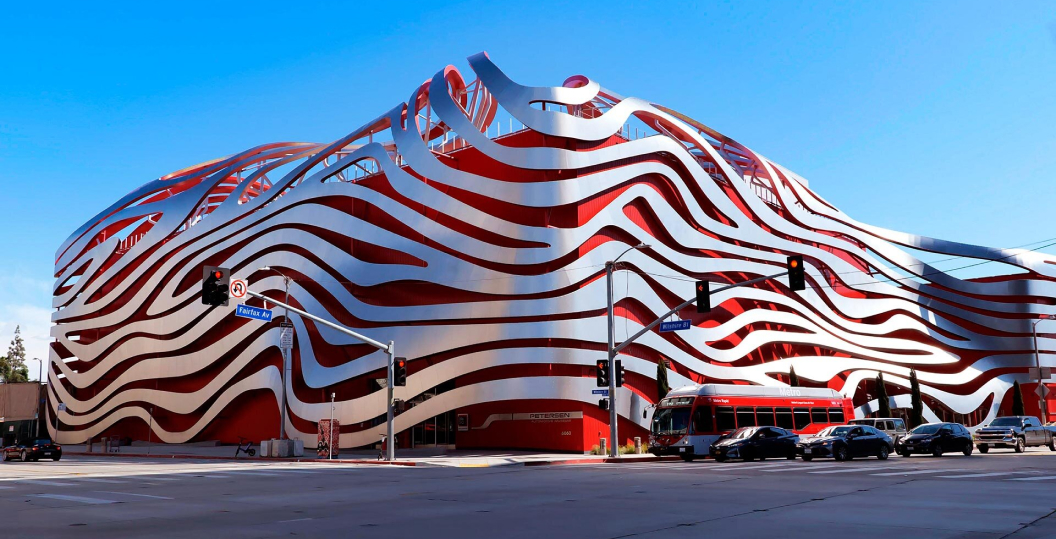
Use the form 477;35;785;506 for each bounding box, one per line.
611;270;789;356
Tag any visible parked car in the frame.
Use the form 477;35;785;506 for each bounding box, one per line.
709;426;799;462
2;439;62;462
897;422;973;457
797;425;893;461
848;417;908;443
973;416;1055;453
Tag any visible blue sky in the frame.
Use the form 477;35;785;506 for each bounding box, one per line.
2;1;1055;376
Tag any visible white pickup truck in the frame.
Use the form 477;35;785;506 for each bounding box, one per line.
973;416;1056;453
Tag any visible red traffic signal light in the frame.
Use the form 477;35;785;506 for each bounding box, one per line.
695;281;710;313
596;359;610;387
787;255;805;291
394;357;408;386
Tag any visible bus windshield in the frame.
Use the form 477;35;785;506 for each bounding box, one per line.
652;407;691;435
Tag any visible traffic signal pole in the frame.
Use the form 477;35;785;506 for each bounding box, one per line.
243;288;399;461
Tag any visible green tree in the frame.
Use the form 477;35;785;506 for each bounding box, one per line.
4;326;28;383
788;365;800;387
656;357;670;400
875;372;891;418
1011;380;1025;416
909;369;923;428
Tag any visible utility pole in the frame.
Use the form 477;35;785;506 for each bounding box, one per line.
329;392;335;461
605;244;649;458
35;357;42;437
243;288;399;461
259;267;292;441
1032;314;1054;423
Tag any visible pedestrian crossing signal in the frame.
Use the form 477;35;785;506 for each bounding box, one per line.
596;359;610;387
787;255;805;291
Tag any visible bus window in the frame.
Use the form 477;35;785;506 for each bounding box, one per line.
755;407;776;426
793;408;811;430
692;405;713;434
811;408;828;425
776;407;794;429
716;407;735;431
828;408;845;424
736;407;756;428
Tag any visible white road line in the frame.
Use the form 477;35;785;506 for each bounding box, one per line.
225;471;281;476
0;486;14;490
277;518;314;523
760;464;833;472
19;480;77;486
32;494;119;505
264;469;319;474
870;468;966;476
1007;475;1056;482
94;491;174;500
713;463;795;471
73;478;127;484
935;472;1030;479
143;476;181;481
808;466;882;474
196;475;231;479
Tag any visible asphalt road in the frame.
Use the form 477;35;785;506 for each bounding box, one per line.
3;449;1056;538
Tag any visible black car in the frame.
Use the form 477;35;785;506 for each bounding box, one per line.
709;426;799;462
797;425;893;461
2;439;62;462
897;422;973;457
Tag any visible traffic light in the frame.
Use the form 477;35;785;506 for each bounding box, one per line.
615;359;625;387
787;255;805;291
201;266;230;307
394;357;407;386
596;359;610;387
598;398;609;411
695;281;710;313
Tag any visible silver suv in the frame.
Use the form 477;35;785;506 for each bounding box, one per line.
848;417;908;443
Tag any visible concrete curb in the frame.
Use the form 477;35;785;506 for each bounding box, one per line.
65;451;417;466
522;456;681;467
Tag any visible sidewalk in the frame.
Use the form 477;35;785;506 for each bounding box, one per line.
63;442;675;467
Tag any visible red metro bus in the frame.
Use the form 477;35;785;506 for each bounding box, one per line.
649;384;854;461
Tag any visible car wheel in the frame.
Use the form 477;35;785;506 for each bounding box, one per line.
932;445;943;458
1048;440;1055;452
802;454;813;462
20;450;27;462
1015;437;1025;453
878;446;889;460
680;454;695;462
52;456;61;461
899;449;912;457
786;448;797;460
715;454;727;463
834;446;849;461
962;442;973;456
977;444;989;454
742;450;755;463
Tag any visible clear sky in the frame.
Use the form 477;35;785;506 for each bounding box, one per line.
2;1;1055;378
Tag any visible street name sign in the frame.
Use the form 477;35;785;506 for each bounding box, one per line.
236;303;273;322
592;389;609;396
659;320;691;332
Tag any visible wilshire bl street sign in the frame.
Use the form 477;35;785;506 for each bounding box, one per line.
659;320;691;332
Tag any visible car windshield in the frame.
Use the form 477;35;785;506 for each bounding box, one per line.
652;407;691;435
911;424;943;434
33;439;52;445
729;428;757;439
989;418;1024;427
817;426;853;437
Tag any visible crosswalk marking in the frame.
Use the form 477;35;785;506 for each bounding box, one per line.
935;472;1029;479
32;494;119;505
808;466;882;474
760;464;833;473
1007;475;1056;482
19;479;77;486
144;476;181;481
95;491;174;500
74;477;127;483
871;469;965;477
226;471;281;476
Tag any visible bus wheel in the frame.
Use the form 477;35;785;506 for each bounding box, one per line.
680;454;694;462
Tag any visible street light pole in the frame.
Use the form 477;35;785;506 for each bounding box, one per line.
606;243;649;458
1032;314;1053;423
260;267;291;441
35;357;42;437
